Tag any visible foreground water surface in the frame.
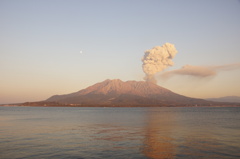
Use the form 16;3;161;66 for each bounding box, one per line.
0;106;239;159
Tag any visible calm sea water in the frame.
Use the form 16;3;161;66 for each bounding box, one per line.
0;106;239;159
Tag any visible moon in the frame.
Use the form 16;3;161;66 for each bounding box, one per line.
80;50;83;54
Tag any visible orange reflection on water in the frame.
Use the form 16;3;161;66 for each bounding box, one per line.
142;110;176;159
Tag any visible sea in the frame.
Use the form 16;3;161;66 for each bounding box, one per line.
0;106;239;159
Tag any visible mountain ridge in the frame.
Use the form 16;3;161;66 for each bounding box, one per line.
45;79;219;107
206;96;240;103
14;79;240;107
47;79;175;100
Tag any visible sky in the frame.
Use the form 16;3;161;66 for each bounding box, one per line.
1;0;240;104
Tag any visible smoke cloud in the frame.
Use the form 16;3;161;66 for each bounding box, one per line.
160;63;240;79
142;43;178;83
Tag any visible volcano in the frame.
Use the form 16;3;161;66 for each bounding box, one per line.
44;79;213;107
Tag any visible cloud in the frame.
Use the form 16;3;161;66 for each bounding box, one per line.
160;63;240;79
213;63;240;71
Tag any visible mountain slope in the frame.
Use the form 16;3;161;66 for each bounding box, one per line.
206;96;240;103
46;79;213;106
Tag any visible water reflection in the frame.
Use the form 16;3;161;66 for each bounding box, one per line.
1;107;240;159
142;109;176;159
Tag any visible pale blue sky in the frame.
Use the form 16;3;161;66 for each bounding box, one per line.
1;0;240;103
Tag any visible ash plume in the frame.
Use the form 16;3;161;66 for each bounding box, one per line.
142;43;178;84
160;63;240;79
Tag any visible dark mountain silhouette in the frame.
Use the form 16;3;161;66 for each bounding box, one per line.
44;79;217;107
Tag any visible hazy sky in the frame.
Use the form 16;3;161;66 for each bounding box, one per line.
1;0;240;103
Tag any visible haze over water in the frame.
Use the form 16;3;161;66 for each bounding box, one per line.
0;107;239;159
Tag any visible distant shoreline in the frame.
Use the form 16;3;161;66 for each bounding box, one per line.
1;103;240;108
